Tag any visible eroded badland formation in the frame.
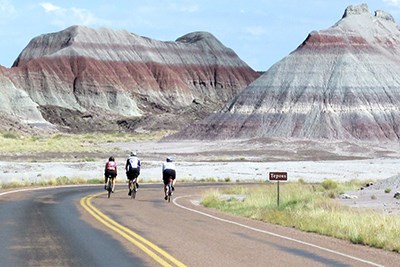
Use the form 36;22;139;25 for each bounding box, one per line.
2;4;400;145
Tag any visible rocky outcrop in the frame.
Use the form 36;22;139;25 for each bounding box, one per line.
8;26;259;132
0;66;52;132
175;4;400;141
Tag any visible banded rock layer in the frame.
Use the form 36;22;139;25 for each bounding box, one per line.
5;26;259;132
0;66;51;132
176;4;400;141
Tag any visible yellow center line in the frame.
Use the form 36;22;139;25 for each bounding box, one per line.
80;192;187;267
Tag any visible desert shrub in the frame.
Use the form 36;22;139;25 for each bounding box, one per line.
55;176;69;185
86;179;103;184
51;134;66;139
298;178;306;184
321;179;338;190
384;188;392;193
2;132;18;139
325;191;337;199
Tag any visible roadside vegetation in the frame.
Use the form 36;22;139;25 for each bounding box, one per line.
201;179;400;253
0;130;171;155
0;176;104;189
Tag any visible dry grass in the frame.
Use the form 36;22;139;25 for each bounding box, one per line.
201;181;400;252
0;131;170;155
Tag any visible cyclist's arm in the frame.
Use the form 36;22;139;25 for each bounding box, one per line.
125;159;129;172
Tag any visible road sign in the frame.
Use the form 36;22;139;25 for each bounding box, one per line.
269;172;288;207
269;172;287;181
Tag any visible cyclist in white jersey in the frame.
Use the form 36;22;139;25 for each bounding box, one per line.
162;156;176;200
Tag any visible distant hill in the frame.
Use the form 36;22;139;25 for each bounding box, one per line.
0;26;259;133
174;4;400;141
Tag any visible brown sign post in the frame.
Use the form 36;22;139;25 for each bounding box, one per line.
269;172;287;207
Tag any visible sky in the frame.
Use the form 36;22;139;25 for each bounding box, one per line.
1;1;400;71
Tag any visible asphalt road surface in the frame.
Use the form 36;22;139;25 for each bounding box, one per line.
0;183;399;266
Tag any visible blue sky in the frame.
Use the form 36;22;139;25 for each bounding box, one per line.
1;1;400;71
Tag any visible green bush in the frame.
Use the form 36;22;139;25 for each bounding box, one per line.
321;179;338;190
2;132;18;139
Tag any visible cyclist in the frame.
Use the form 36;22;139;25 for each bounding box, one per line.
126;151;141;196
104;156;117;192
162;156;176;200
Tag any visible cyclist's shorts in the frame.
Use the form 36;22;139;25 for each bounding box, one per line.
105;170;117;178
127;168;140;180
163;169;176;185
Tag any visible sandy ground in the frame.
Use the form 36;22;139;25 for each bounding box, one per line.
1;158;399;184
3;139;399;183
1;138;400;214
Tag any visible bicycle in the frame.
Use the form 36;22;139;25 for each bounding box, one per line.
128;178;138;199
106;174;114;198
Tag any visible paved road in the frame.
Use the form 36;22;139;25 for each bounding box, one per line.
0;186;147;266
0;183;399;266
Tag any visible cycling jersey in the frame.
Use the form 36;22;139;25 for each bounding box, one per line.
126;156;141;171
162;162;175;171
104;160;117;182
106;161;117;171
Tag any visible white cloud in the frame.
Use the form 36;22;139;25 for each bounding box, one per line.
168;3;199;13
383;0;400;7
38;2;110;28
39;2;62;12
0;0;16;16
70;7;102;25
244;26;268;37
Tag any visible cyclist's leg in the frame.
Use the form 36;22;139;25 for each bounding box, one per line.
137;169;140;187
133;169;140;189
164;184;168;200
127;178;132;195
171;179;176;191
112;176;116;192
162;172;168;199
171;170;176;191
132;177;138;191
104;173;108;190
163;180;168;197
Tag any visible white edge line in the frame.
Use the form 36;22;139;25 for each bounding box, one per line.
173;195;384;267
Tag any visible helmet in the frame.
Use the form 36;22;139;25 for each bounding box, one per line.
130;151;137;157
166;156;174;162
109;156;115;161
